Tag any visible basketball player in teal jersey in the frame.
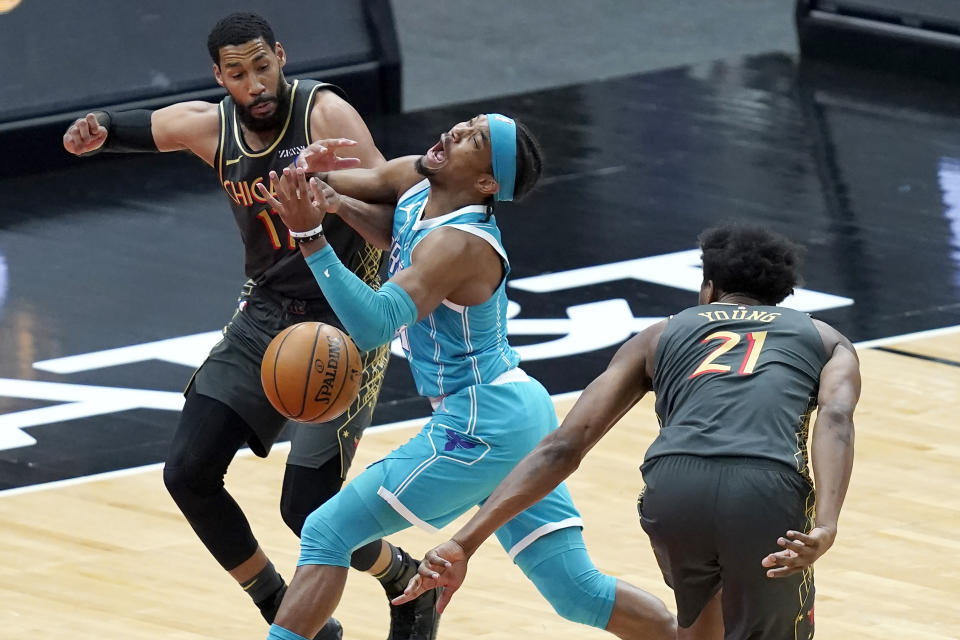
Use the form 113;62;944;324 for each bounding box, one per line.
399;225;861;640
256;114;677;640
61;12;440;640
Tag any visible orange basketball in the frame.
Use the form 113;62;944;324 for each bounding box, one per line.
261;322;362;423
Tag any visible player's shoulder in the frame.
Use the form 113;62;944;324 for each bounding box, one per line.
416;222;498;262
809;317;857;360
310;88;360;123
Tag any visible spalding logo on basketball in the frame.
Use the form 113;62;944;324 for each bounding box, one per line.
261;322;362;423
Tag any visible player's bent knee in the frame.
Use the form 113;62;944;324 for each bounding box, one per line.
299;505;354;568
517;532;617;629
162;463;220;509
279;460;343;538
535;563;617;627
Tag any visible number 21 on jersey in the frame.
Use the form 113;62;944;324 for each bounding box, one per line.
689;331;767;378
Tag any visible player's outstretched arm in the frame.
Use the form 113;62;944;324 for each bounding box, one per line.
392;322;667;608
150;101;221;165
763;324;859;578
299;150;422;205
63;102;221;166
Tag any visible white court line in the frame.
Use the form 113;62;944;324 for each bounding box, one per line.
853;323;960;349
3;323;959;498
0;416;427;498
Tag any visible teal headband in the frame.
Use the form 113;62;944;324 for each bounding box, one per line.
486;113;517;202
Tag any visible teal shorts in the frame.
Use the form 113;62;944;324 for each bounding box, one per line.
357;372;583;558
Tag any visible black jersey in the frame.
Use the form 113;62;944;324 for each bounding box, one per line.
215;78;382;301
647;304;829;474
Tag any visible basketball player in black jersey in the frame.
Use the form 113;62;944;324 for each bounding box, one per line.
399;225;860;640
61;12;439;640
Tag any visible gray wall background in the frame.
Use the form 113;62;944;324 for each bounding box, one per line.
392;0;799;111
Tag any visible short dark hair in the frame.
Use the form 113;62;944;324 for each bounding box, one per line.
698;224;803;305
512;119;543;202
207;12;276;65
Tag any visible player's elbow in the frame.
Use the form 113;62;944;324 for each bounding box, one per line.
816;405;855;445
540;435;586;476
352;332;389;353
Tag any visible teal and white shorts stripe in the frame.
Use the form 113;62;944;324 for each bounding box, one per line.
357;370;583;558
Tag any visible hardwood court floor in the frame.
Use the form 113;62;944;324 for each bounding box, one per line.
2;330;958;639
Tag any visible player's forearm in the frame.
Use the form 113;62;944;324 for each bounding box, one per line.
453;432;583;557
307;168;393;205
302;243;416;351
810;407;855;532
335;195;394;250
93;110;160;153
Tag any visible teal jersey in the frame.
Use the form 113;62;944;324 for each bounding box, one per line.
388;180;520;398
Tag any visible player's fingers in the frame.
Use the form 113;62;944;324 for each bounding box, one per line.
256;181;282;210
85;113;104;135
425;549;453;570
280;167;298;199
295;167;310;197
306;144;327;158
268;170;282;199
75;118;93;142
319;138;357;149
777;536;806;552
390;575;425;605
307;177;326;205
418;561;442;580
766;564;801;578
265;172;285;206
312;177;332;192
332;157;362;170
786;530;816;546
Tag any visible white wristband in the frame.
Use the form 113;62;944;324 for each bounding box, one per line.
288;223;324;239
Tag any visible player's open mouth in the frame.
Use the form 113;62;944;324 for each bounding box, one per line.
424;135;447;167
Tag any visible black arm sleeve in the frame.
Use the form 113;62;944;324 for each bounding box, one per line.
90;109;159;153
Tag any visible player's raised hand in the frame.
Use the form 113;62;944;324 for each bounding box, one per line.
761;526;836;578
257;167;325;233
63;113;109;155
295;138;362;173
391;539;468;614
306;177;342;215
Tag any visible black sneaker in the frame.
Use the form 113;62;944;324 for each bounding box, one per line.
313;617;343;640
387;581;441;640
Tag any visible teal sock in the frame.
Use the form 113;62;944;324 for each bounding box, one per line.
268;623;310;640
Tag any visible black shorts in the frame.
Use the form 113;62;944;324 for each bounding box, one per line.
187;282;390;474
638;455;816;639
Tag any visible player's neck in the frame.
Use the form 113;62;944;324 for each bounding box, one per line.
239;125;280;153
715;293;764;306
421;187;486;220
